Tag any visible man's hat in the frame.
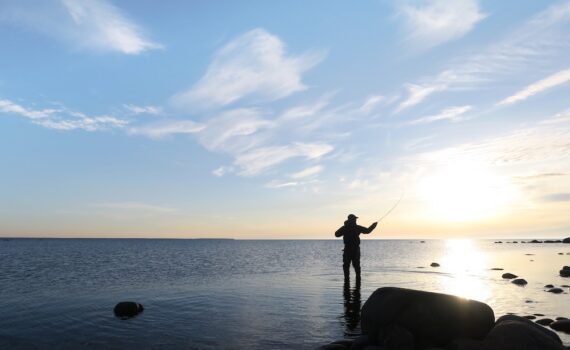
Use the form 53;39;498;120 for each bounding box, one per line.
347;214;358;220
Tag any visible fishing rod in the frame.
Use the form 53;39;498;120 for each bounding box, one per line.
377;191;405;223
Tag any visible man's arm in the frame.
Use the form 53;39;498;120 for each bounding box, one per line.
335;226;345;237
360;222;378;234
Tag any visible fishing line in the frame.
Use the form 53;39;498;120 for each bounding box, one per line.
378;190;405;223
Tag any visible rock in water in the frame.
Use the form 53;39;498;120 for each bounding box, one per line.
560;266;570;277
480;315;564;350
501;273;517;279
113;301;144;319
562;237;570;243
360;287;494;348
536;318;555;326
550;319;570;334
511;278;527;286
547;288;564;294
430;262;440;267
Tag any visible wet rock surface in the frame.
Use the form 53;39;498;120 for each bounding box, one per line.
511;278;527;286
501;273;517;279
317;288;568;350
113;301;144;319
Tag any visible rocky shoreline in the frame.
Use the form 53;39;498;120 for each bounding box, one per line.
317;287;570;350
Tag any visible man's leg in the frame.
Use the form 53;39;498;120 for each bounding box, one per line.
343;249;351;280
353;249;361;279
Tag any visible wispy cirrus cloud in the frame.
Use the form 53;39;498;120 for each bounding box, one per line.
0;0;160;55
394;2;570;111
290;165;323;179
498;68;570;105
406;105;471;125
128;120;205;139
170;28;325;111
0;99;128;131
123;104;162;115
397;0;486;49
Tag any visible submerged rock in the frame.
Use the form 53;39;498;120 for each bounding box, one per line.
501;273;517;279
511;278;527;286
360;287;494;348
547;288;564;294
550;319;570;334
536;318;555;326
113;301;144;319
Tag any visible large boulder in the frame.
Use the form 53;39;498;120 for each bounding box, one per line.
560;266;570;277
562;237;570;243
476;315;564;350
360;287;495;349
550;319;570;334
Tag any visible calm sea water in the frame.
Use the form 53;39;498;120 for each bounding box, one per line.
1;239;569;349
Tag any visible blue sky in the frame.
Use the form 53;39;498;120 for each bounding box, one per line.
1;0;570;238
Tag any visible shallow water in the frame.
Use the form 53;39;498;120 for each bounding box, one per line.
0;239;568;349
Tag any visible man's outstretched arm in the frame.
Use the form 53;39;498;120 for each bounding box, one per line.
360;222;378;234
335;227;345;237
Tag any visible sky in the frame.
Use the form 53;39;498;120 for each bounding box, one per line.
1;0;570;239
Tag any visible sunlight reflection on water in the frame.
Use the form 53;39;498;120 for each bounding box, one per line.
440;239;490;301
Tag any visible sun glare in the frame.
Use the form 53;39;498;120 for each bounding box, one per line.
440;239;489;301
418;160;518;222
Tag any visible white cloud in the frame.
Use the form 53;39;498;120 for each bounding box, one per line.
359;95;385;114
212;166;230;177
0;98;128;131
498;68;570;105
290;165;323;179
398;0;486;49
1;0;160;54
170;28;325;111
407;105;471;125
128;120;205;139
394;2;570;110
395;83;447;112
540;110;570;125
123;104;162;115
235;143;333;176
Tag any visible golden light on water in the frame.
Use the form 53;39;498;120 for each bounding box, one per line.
418;160;519;222
440;239;489;301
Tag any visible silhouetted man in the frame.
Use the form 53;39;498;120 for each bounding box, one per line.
335;214;377;280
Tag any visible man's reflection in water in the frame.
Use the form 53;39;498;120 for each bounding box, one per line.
342;278;361;335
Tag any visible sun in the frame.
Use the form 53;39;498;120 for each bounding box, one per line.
418;160;518;222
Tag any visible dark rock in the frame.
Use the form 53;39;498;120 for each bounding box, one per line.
479;315;564;350
495;241;502;243
360;287;494;349
113;301;144;319
562;285;570;288
430;262;440;267
559;253;564;255
524;315;537;320
545;284;555;288
525;253;534;256
556;317;569;321
535;313;545;316
490;268;503;271
361;346;387;350
550;319;570;334
330;339;354;348
560;267;570;277
317;345;348;350
545;240;562;243
512;241;518;243
563;237;570;243
548;288;564;294
501;273;517;279
529;239;543;243
376;324;414;350
525;300;534;303
536;318;554;326
420;241;425;243
511;278;527;286
447;337;482;350
350;335;373;350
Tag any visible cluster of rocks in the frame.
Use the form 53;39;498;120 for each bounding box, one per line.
317;287;569;350
495;237;570;244
500;272;527;286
